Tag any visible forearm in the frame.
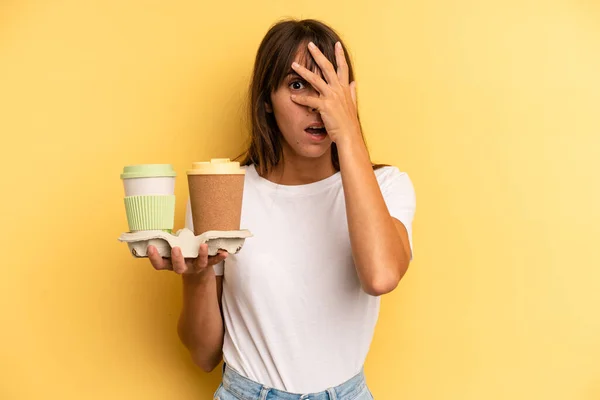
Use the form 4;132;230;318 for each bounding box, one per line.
177;269;224;372
337;135;409;295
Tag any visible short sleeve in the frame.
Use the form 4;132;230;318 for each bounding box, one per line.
185;198;224;276
378;167;416;259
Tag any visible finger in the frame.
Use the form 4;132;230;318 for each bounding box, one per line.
184;258;197;273
291;62;331;96
171;247;188;274
147;245;173;271
208;250;228;266
290;94;322;111
187;249;226;274
193;243;209;272
350;81;357;107
335;42;349;86
307;41;339;87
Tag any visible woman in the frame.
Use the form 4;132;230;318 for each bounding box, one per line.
148;18;415;400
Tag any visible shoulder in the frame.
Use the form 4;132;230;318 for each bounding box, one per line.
241;164;254;181
374;165;413;191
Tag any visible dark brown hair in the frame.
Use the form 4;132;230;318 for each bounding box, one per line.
235;18;387;176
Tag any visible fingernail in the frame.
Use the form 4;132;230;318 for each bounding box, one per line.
308;42;316;49
336;41;341;50
292;62;299;69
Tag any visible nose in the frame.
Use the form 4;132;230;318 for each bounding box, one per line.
305;86;319;113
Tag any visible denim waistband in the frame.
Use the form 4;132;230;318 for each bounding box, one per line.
220;363;368;400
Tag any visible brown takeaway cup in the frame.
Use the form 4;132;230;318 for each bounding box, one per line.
186;158;246;235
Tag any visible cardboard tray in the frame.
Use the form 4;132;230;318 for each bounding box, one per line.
117;228;252;258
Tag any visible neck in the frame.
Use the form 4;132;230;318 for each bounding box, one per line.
263;146;336;185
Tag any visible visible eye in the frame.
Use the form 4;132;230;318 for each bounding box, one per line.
289;80;306;90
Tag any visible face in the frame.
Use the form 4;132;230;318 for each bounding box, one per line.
266;48;332;161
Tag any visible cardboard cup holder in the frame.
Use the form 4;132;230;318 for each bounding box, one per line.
118;228;253;258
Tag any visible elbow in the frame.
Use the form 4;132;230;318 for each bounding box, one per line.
362;264;407;296
189;348;223;373
194;356;221;373
363;277;398;296
177;325;222;373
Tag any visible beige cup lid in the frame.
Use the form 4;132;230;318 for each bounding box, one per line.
186;158;246;175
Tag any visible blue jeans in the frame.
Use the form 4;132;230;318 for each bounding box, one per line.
213;363;374;400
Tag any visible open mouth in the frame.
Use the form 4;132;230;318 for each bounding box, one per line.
304;126;327;135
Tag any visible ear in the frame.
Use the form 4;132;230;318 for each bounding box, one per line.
265;101;273;113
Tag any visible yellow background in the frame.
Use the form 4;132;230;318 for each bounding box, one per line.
1;0;599;399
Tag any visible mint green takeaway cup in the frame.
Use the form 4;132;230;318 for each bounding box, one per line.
120;164;176;233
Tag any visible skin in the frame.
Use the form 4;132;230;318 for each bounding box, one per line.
146;243;227;274
263;54;338;185
269;41;412;295
144;40;413;373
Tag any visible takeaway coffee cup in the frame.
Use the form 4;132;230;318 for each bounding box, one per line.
186;158;245;235
120;164;176;233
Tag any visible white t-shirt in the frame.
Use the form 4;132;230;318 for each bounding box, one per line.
185;163;416;393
